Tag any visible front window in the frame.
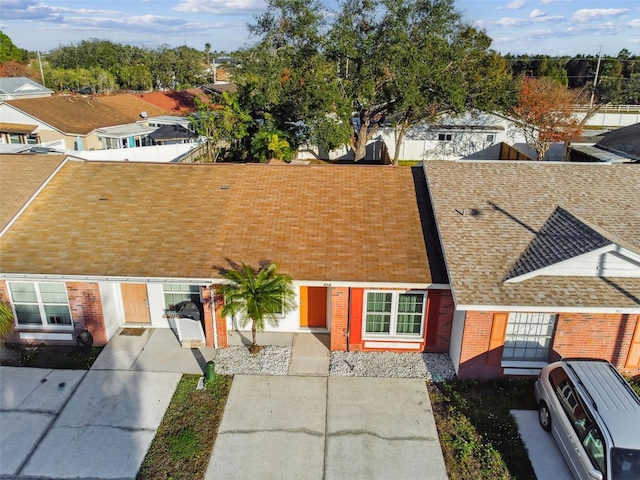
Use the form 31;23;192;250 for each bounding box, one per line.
438;133;452;141
612;448;640;480
502;312;556;361
363;291;425;337
8;282;72;327
163;284;201;311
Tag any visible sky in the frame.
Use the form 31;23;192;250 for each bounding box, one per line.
1;0;639;57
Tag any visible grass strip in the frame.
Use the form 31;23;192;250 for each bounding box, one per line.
138;374;232;480
428;379;538;480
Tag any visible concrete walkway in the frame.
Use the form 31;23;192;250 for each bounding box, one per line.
205;375;448;480
92;327;216;373
288;333;330;376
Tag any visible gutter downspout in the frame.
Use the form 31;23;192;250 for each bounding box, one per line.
346;288;351;352
209;285;219;349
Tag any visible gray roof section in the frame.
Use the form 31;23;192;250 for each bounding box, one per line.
569;145;630;163
597;123;640;160
148;124;196;141
0;77;52;96
506;207;613;280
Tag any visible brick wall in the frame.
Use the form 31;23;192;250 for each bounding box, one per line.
213;289;228;348
553;312;640;374
330;287;349;351
424;289;454;353
458;310;640;380
458;311;504;379
66;282;107;345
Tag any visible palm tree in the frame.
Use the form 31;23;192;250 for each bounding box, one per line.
220;262;295;354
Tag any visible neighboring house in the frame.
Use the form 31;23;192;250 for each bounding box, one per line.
568;122;640;163
146;124;197;146
298;111;564;162
0;94;169;150
137;88;210;116
0;122;39;146
0;160;453;352
0;77;53;100
422;160;640;379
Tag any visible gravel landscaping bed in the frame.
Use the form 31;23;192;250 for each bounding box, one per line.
210;345;456;380
330;351;456;381
213;346;291;375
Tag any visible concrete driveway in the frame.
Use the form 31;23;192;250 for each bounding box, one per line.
512;409;573;480
205;375;447;480
0;366;181;479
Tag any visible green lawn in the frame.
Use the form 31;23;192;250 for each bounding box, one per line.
428;379;538;480
138;374;232;480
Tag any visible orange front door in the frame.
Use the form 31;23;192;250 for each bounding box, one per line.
121;283;151;324
300;286;327;328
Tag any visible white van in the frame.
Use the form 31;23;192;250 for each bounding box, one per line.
534;359;640;480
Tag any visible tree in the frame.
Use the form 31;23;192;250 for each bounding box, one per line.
235;0;352;156
0;60;39;80
191;92;253;162
0;31;23;63
251;124;293;162
220;262;295;354
239;0;515;162
510;77;582;161
205;42;211;66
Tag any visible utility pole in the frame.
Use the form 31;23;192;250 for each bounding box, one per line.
589;46;603;108
37;51;45;85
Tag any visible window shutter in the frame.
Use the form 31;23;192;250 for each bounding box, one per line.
487;313;509;367
625;317;640;370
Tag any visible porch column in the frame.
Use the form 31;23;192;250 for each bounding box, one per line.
213;289;228;348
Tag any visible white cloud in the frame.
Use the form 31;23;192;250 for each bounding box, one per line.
629;19;640;28
173;0;265;14
505;0;526;9
530;9;545;18
572;8;629;23
496;17;528;27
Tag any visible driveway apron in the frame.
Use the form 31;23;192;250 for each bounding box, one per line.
205;375;448;480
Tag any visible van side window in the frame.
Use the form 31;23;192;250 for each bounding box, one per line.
548;367;594;437
582;427;606;474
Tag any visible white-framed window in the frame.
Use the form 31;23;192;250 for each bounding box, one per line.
502;312;556;361
162;284;201;311
363;291;426;338
8;282;72;327
486;134;495;142
438;133;452;141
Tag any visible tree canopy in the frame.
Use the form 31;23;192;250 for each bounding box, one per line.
510;77;583;161
235;0;517;162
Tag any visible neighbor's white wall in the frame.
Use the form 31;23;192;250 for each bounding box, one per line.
71;143;197;162
226;283;305;333
99;282;124;341
449;310;467;375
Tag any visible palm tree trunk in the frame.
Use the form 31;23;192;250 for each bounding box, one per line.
252;321;257;347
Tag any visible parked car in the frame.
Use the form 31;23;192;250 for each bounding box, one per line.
534;359;640;480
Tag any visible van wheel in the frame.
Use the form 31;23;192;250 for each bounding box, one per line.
539;401;551;432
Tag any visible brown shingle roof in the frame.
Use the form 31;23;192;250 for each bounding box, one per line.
423;161;640;309
5;95;169;135
0;122;38;134
0;162;438;284
0;154;66;231
137;88;209;115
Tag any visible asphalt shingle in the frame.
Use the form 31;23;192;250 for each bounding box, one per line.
423;161;640;309
0;161;440;285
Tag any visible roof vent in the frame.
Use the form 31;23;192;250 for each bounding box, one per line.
140;111;148;118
